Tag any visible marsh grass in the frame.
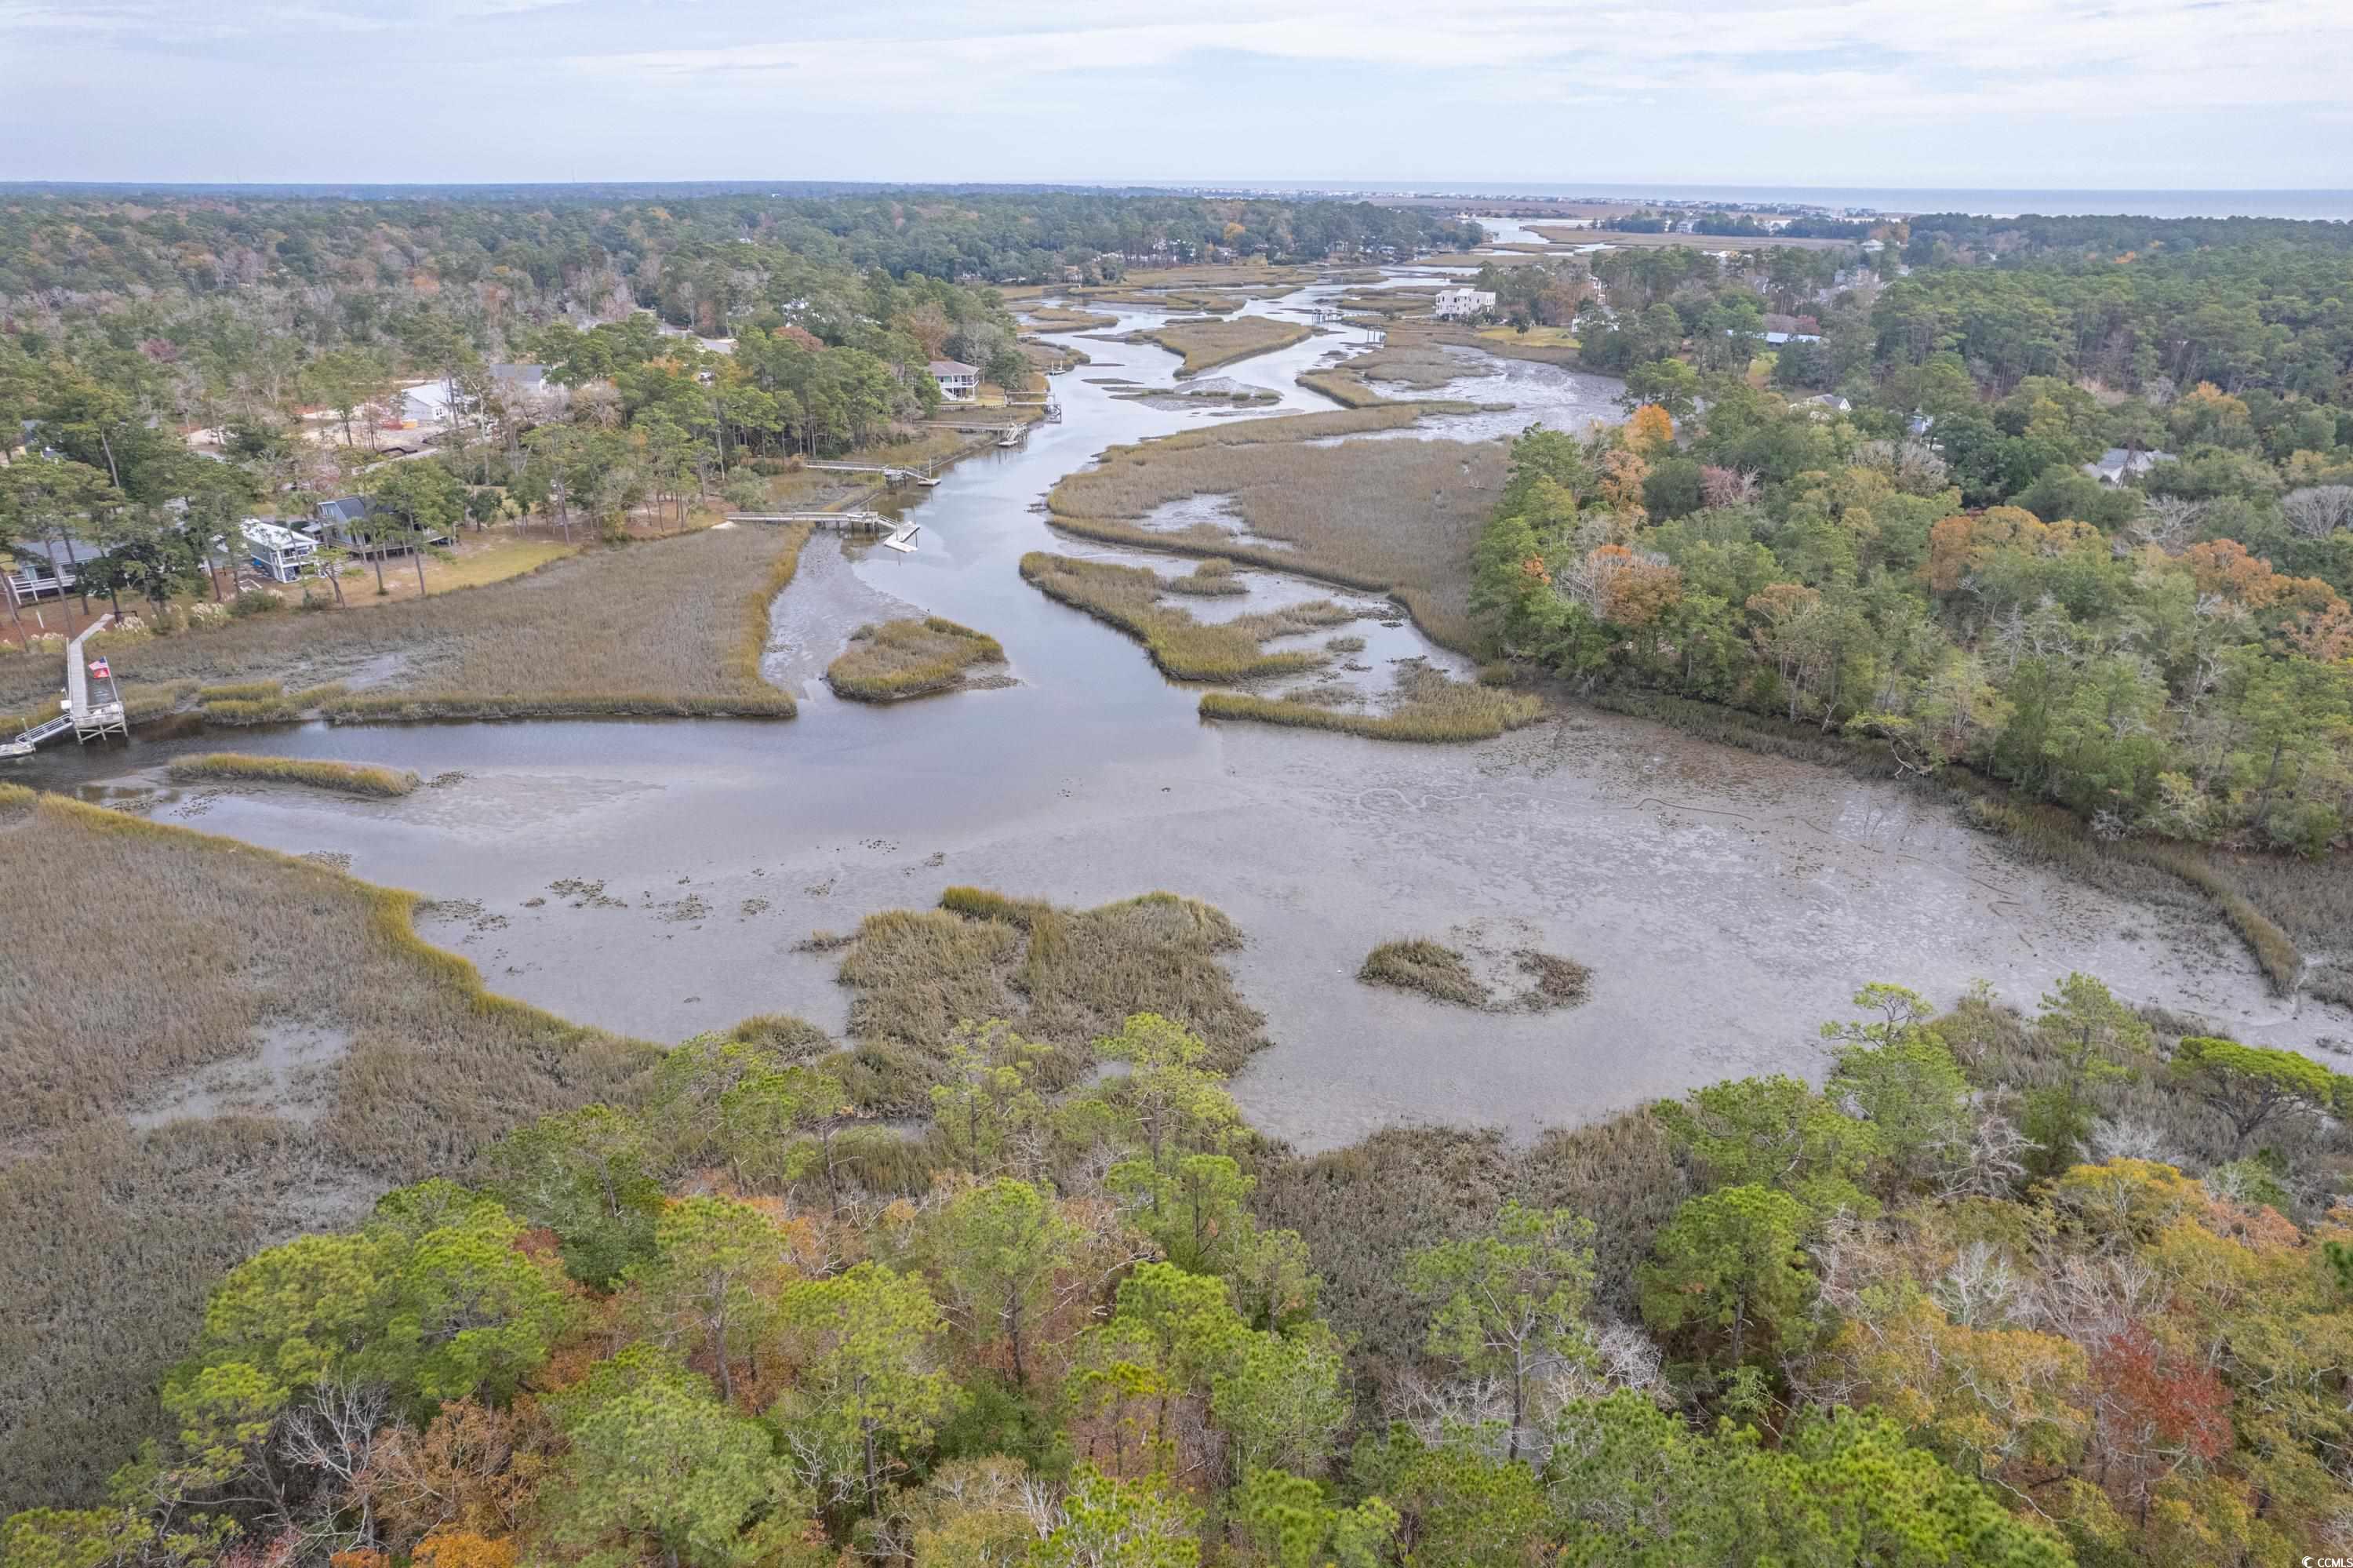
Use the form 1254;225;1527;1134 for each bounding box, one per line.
195;680;285;704
0;784;649;1505
1295;368;1401;409
0;525;809;726
1132;315;1309;376
167;753;420;798
1359;937;1591;1010
1161;558;1248;597
830;888;1267;1114
198;698;302;726
1359;939;1486;1007
1202;664;1542;744
1020;552;1351;682
1022;304;1119;330
826;617;1006;701
1046;407;1501;649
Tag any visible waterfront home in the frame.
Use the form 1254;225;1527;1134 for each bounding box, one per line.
2083;446;2173;486
1433;287;1498;321
2;535;93;607
307;496;453;556
929;359;981;400
240;521;318;583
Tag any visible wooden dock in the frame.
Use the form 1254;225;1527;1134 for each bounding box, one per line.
4;615;125;759
728;511;896;535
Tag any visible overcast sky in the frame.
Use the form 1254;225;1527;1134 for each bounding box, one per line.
3;0;2348;189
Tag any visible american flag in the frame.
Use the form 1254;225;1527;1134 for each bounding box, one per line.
89;658;111;679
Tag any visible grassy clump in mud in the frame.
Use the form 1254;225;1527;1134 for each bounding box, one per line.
0;525;809;726
1022;304;1119;330
1046;406;1501;649
167;753;420;798
826;617;1006;701
1202;662;1541;744
1359;936;1592;1010
1359;938;1488;1007
0;783;650;1505
1020;551;1353;682
1133;315;1309;376
1161;558;1249;596
831;886;1267;1113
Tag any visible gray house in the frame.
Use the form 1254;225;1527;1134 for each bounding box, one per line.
2082;447;2173;486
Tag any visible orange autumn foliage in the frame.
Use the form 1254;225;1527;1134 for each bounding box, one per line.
2284;599;2353;663
1924;507;2103;593
412;1534;518;1568
2180;538;2346;617
1598;446;1650;511
1625;403;1675;457
1599;559;1684;629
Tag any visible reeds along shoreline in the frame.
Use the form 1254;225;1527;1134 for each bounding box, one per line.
825;617;1006;702
0;524;812;728
1136;316;1311;377
1199;683;1542;744
1043;406;1500;653
166;753;420;797
0;783;650;1504
1018;551;1348;682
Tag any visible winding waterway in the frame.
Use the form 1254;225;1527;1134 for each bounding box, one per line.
24;283;2348;1151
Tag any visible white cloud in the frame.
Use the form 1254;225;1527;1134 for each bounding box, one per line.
3;0;2347;184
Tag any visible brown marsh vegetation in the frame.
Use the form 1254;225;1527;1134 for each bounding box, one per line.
0;784;649;1507
827;887;1270;1114
1018;552;1354;682
1201;661;1543;743
1020;304;1119;330
0;524;810;727
165;753;420;798
824;617;1006;701
1359;937;1592;1010
1130;315;1309;376
1045;406;1503;648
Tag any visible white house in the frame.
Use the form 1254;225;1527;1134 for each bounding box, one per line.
241;521;318;584
1432;288;1498;322
2083;447;2173;486
929;358;981;401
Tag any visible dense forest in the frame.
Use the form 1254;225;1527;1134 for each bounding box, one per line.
1474;217;2353;888
5;945;2349;1568
0;188;1471;598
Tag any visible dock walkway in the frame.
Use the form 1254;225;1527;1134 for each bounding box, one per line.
3;615;125;759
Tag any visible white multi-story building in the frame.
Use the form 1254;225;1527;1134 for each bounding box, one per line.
241;521;319;583
1432;288;1498;322
929;358;981;400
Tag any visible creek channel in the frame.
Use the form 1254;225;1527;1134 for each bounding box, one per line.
30;282;2348;1151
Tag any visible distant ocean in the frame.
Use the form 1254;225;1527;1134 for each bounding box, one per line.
1198;182;2353;221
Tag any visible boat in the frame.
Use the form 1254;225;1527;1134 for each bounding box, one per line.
996;430;1020;448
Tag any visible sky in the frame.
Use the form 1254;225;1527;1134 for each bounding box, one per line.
2;0;2349;190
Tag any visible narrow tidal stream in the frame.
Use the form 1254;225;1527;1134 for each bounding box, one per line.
27;287;2348;1151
